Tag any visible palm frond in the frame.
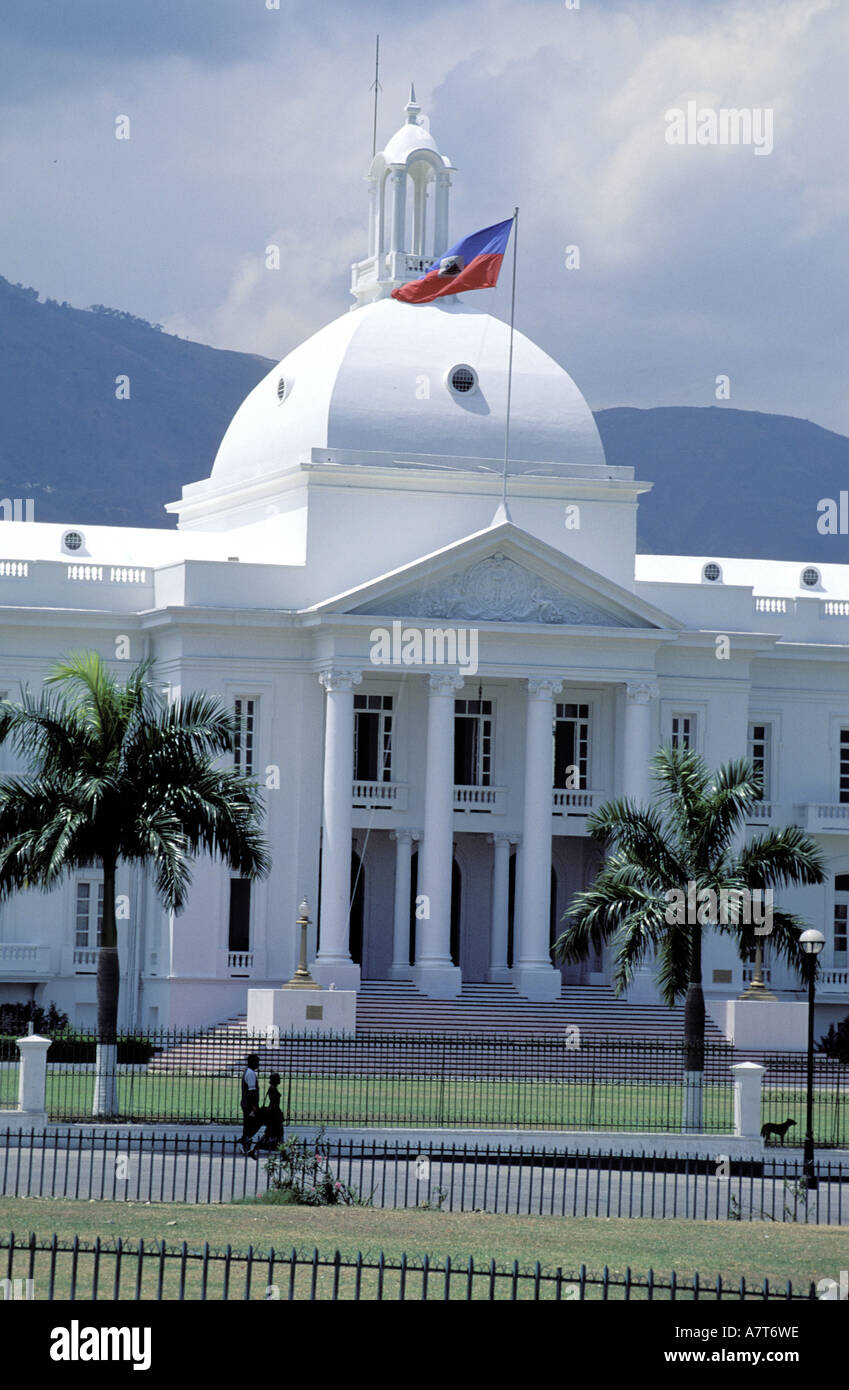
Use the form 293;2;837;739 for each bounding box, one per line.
736;826;826;888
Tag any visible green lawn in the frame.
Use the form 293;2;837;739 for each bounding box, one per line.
0;1198;843;1300
32;1072;846;1143
42;1073;738;1130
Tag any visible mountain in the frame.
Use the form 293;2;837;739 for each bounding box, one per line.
1;275;847;560
595;406;849;562
0;276;272;528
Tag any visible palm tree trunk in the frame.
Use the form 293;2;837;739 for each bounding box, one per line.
93;856;119;1117
682;925;705;1133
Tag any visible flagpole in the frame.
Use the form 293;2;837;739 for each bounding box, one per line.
501;207;519;514
370;36;381;159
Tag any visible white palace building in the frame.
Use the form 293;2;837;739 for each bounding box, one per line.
1;92;849;1038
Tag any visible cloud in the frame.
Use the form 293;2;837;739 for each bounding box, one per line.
1;0;847;433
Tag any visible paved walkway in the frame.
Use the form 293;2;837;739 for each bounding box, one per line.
2;1132;846;1221
3;1121;849;1162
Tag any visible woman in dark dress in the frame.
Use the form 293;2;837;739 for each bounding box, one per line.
261;1072;285;1146
246;1072;285;1158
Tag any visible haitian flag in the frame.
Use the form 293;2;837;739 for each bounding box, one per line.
392;217;514;304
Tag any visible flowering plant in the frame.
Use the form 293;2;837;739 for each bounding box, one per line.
264;1127;363;1206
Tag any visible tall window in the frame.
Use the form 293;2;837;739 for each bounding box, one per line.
747;722;771;800
233;698;256;776
834;875;849;964
454;699;492;787
553;703;589;788
353;694;393;782
228;879;251;953
75;881;103;948
671;714;696;751
840;730;849;804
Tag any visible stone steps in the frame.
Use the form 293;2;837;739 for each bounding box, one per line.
146;979;730;1074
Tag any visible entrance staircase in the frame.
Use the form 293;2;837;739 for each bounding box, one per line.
146;980;729;1076
355;980;730;1041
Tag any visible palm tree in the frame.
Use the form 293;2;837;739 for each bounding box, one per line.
0;653;270;1115
553;747;825;1131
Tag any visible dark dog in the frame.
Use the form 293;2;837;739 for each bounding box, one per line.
761;1118;796;1144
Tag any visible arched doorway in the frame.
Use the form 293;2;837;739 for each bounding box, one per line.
450;859;462;967
349;850;364;967
549;864;559;958
506;850;516;967
407;850;462;967
408;849;418;967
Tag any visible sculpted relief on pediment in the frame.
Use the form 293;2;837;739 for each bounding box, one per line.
355;553;634;626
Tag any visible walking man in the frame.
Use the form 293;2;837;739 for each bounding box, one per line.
239;1052;261;1153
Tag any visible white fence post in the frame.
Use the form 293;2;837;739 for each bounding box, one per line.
730;1061;765;1139
16;1033;51;1121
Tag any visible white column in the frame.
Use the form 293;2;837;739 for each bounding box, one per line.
412;673;464;998
513;678;563;1001
488;832;517;983
314;668;362;990
413;174;426;257
622;681;659;802
623;680;660;1004
433;171;451;256
389;828;420;979
367;177;379;258
389;167;406;255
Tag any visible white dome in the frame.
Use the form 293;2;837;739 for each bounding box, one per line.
383;119;441;165
211;297;605;483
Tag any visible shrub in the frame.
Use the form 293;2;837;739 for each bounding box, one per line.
816;1015;849;1063
0;1001;70;1036
263;1128;366;1206
0;1030;157;1064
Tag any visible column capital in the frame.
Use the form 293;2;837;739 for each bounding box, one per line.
625;680;659;705
488;831;520;847
527;677;562;699
319;668;363;693
390;827;422;845
428;672;465;696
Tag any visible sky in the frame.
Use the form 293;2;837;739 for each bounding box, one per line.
2;0;848;435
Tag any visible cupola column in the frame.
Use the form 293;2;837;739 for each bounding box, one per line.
434;171;451;256
389;168;406;255
367;177;379;259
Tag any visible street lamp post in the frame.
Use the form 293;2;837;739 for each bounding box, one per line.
283;899;319;990
799;928;825;1191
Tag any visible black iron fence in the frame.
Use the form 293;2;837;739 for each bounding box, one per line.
1;1130;847;1223
2;1028;846;1140
0;1230;823;1301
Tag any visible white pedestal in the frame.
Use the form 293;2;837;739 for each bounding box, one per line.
246;988;356;1037
311;961;361;992
707;1000;808;1051
625;968;660;1005
731;1062;765;1139
410;964;462;999
511;966;562;1002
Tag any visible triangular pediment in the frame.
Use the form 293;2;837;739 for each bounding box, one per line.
306;522;683;632
355;552;634;626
